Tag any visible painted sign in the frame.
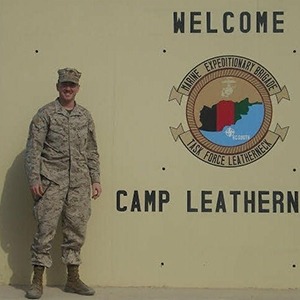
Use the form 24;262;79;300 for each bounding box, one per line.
169;55;290;167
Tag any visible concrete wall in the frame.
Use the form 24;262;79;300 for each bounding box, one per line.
0;0;299;288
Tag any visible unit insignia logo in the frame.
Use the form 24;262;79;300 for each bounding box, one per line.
169;55;290;167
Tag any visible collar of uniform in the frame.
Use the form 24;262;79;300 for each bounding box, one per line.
55;98;83;117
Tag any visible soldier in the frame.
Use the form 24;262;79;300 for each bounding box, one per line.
24;68;102;299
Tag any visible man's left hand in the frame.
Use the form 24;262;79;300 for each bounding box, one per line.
92;182;102;199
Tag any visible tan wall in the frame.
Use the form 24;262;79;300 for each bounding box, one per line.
0;0;299;288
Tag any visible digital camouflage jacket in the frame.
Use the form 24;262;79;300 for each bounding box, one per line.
25;98;100;188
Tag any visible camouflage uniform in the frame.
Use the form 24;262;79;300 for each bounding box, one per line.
25;98;100;268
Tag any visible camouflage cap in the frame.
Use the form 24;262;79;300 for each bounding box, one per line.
58;68;81;84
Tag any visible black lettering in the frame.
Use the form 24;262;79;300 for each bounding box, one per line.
201;191;212;212
240;12;251;33
272;191;284;213
273;11;284;33
131;190;141;212
230;191;240;212
159;190;170;212
256;11;267;33
145;190;156;212
223;11;234;33
187;139;195;147
116;190;127;212
187;190;198;212
216;191;226;212
206;12;217;33
190;12;201;33
287;191;298;213
173;12;185;33
244;191;255;213
258;191;270;213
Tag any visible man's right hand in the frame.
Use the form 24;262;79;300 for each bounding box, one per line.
30;184;44;200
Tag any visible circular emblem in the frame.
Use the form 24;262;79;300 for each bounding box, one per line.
169;55;290;167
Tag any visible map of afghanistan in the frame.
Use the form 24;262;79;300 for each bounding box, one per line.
200;98;261;131
199;98;264;146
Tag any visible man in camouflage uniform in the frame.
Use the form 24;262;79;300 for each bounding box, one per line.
24;68;101;299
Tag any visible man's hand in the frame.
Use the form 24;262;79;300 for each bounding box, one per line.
30;183;44;200
92;182;102;199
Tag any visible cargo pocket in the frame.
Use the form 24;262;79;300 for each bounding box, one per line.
41;175;52;194
34;175;52;202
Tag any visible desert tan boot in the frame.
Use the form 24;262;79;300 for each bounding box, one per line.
64;264;95;296
26;265;45;299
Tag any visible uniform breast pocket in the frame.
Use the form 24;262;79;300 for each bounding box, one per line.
76;124;88;149
48;119;67;147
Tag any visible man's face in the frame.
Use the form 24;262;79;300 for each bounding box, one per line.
56;82;80;102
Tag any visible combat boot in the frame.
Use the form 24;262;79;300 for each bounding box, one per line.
64;264;95;296
26;265;45;299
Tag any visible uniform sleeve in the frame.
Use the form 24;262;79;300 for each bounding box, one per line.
24;112;48;186
86;113;101;183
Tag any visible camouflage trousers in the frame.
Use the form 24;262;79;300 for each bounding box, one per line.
31;177;91;268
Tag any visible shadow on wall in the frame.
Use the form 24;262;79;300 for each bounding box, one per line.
0;151;66;286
